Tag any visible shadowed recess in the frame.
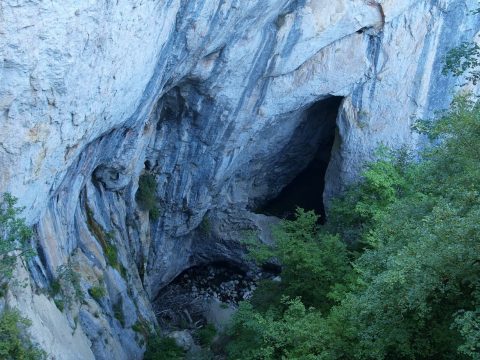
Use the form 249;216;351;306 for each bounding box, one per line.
260;96;342;222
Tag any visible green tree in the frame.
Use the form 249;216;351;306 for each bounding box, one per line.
0;310;46;359
326;146;411;247
442;7;480;85
248;209;351;310
143;335;185;360
226;96;480;360
443;42;480;84
136;174;160;220
0;193;35;284
227;298;327;360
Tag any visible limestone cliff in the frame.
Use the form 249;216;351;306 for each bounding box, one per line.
0;0;479;358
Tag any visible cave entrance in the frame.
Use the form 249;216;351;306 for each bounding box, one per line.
261;96;342;223
153;261;278;330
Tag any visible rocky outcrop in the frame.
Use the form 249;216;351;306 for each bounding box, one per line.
1;0;479;358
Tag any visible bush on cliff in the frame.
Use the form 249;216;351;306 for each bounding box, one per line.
144;335;185;360
0;310;46;359
136;174;160;220
0;195;46;358
0;193;35;284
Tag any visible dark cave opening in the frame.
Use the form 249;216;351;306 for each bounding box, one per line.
260;96;342;223
153;261;277;330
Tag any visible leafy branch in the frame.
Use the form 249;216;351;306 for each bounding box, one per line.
0;193;35;286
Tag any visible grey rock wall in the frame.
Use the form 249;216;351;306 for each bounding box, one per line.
1;0;479;358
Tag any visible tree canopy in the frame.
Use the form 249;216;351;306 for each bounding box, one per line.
226;96;480;360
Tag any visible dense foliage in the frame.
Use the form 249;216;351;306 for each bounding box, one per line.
226;96;480;360
136;173;160;220
144;335;185;360
0;196;45;359
0;193;35;283
0;310;46;360
443;42;480;84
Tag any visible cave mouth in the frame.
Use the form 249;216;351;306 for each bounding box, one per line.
153;261;277;330
260;96;342;223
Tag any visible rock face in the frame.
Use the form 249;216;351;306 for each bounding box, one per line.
1;0;479;358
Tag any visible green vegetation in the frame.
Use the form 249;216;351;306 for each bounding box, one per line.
136;174;160;220
443;41;480;84
132;319;151;338
143;335;185;360
225;95;480;360
113;300;125;327
50;279;62;297
49;262;84;309
85;206;123;272
0;194;46;358
199;215;211;235
88;285;106;302
443;7;480;85
54;299;65;312
104;243;119;270
197;324;216;347
0;310;46;359
0;283;9;298
0;193;35;284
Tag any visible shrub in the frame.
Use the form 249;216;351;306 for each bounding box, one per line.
113;300;125;327
104;243;118;269
88;286;106;302
247;208;351;310
136;174;160;219
149;206;160;221
227;298;325;360
50;280;61;297
50;263;84;304
85;207;123;272
199;215;211;235
132;320;151;338
0;310;46;359
143;335;185;360
54;299;65;312
249;279;283;313
443;41;480;84
197;323;216;347
0;283;8;298
0;193;35;284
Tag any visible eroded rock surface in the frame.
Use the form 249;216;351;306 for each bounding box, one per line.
1;0;479;358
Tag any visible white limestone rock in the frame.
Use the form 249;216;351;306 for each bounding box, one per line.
0;0;479;359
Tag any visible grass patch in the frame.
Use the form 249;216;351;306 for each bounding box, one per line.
85;205;124;273
104;243;118;269
88;286;106;302
132;319;151;338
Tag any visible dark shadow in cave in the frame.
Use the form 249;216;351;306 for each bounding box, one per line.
153;261;277;329
260;96;342;223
